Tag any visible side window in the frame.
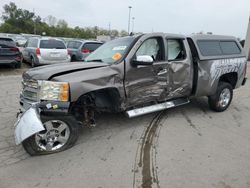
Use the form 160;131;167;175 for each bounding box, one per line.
136;38;163;61
220;41;241;55
24;41;28;47
197;40;222;56
32;39;38;48
167;39;186;61
27;39;33;47
27;39;38;48
74;41;82;49
67;41;74;48
197;40;241;56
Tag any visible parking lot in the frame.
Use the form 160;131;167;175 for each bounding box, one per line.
0;64;249;188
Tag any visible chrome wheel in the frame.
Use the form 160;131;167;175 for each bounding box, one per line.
35;120;70;151
218;88;231;108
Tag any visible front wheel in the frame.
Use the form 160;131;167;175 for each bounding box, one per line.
22;115;79;156
208;82;233;112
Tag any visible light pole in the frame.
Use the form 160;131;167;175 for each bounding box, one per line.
33;8;36;34
132;17;135;33
128;6;132;34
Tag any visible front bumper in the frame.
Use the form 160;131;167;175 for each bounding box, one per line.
37;56;70;65
0;59;20;65
20;93;70;113
15;104;44;144
16;97;71;145
20;93;34;112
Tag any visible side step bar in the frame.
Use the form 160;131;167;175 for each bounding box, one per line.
126;98;190;118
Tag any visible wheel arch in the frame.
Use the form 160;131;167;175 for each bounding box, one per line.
71;87;123;113
219;72;238;89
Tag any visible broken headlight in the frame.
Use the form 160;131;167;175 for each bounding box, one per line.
39;81;69;102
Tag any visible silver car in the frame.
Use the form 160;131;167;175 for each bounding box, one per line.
67;40;103;61
22;37;70;67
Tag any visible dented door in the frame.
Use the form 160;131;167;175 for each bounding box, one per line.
125;36;169;107
166;38;193;98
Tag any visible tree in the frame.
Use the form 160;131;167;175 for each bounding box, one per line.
44;15;57;27
111;29;119;37
1;2;20;21
0;2;138;39
120;30;128;37
57;19;68;28
0;2;36;34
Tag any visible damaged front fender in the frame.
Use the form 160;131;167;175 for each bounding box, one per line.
14;106;45;145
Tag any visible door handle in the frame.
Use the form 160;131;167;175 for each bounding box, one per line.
157;68;167;76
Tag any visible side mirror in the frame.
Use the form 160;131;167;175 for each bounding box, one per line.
132;55;154;66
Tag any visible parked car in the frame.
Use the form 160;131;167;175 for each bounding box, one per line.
15;33;247;155
14;36;27;47
67;40;103;61
22;37;70;67
0;37;21;68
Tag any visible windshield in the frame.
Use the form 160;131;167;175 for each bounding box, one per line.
40;39;66;49
85;37;135;64
67;41;82;49
0;38;16;48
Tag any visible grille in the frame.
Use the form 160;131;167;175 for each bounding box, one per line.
22;79;39;101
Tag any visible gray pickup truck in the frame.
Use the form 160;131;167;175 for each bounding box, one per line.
15;33;247;155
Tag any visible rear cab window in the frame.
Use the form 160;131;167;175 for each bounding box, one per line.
40;39;66;49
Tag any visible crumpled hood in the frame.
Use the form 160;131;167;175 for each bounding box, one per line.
23;62;110;80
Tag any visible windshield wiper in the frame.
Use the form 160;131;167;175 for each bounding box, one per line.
86;59;103;62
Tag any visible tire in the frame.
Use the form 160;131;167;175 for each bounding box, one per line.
208;82;233;112
22;115;79;156
31;57;35;68
15;62;21;69
71;55;76;62
21;55;25;63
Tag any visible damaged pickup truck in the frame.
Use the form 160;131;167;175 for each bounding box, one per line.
15;33;247;155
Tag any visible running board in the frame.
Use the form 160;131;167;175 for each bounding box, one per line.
126;98;189;118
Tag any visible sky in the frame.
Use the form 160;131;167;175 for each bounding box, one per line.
0;0;250;39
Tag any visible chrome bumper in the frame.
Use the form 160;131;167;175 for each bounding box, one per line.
16;94;71;144
14;104;45;145
19;93;36;112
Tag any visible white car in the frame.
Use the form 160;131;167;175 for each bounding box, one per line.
22;37;70;67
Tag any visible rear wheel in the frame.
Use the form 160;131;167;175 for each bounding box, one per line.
21;55;25;63
31;57;35;67
208;82;233;112
22;115;79;156
71;55;76;62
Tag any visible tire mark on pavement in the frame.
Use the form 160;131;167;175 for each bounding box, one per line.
181;111;202;136
133;111;166;188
